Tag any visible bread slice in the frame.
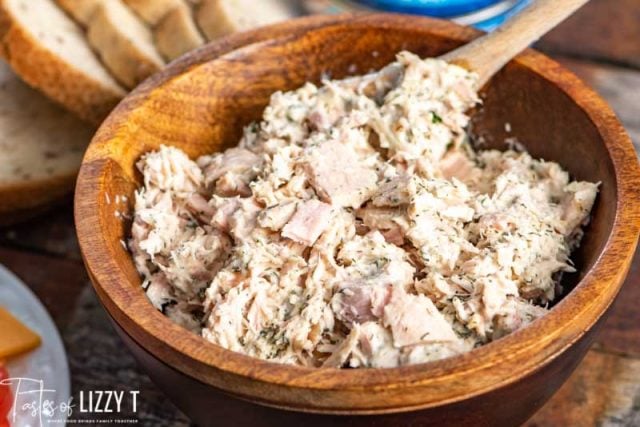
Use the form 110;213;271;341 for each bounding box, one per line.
86;0;165;88
0;0;125;124
56;0;104;26
123;0;181;26
155;3;204;60
0;61;95;225
196;0;294;40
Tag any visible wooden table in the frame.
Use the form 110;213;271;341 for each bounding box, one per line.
1;0;638;425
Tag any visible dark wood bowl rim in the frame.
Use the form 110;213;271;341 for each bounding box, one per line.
75;13;640;409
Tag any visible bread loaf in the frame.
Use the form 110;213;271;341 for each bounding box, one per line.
123;0;181;25
196;0;293;40
86;0;165;88
0;0;125;124
155;3;204;60
56;0;104;25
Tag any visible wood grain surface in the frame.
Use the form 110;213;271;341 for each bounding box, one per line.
556;58;640;152
528;349;640;426
0;6;639;426
539;0;640;69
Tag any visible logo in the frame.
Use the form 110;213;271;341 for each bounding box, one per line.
1;377;140;425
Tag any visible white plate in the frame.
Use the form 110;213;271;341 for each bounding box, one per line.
0;264;70;426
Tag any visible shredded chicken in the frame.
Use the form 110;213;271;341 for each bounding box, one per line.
129;52;599;368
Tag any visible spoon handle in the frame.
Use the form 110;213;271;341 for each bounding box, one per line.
441;0;590;87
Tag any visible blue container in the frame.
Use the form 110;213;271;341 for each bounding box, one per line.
355;0;503;17
338;0;532;31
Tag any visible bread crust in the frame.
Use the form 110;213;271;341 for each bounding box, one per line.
155;3;204;61
0;0;125;124
124;0;180;26
196;0;294;41
87;1;164;89
196;0;234;40
56;0;102;26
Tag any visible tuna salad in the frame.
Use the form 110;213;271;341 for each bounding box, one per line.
129;52;598;368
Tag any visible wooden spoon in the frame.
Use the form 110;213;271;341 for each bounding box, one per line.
361;0;590;93
441;0;591;87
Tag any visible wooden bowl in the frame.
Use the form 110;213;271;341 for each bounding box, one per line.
75;14;640;426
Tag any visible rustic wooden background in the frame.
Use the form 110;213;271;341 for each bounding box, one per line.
1;0;639;425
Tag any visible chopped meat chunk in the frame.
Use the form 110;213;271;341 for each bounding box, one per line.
198;147;262;185
215;172;252;197
356;205;408;245
257;200;298;231
560;181;599;236
331;281;392;326
281;199;334;246
210;196;241;232
138;145;203;195
198;147;262;196
186;193;215;223
439;149;481;184
304;140;378;208
228;198;262;242
383;287;459;347
372;175;411;207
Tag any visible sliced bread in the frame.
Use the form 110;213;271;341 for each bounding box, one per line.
0;0;125;124
123;0;181;26
196;0;294;40
125;0;205;61
0;60;95;225
155;3;205;60
86;0;165;89
55;0;105;26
